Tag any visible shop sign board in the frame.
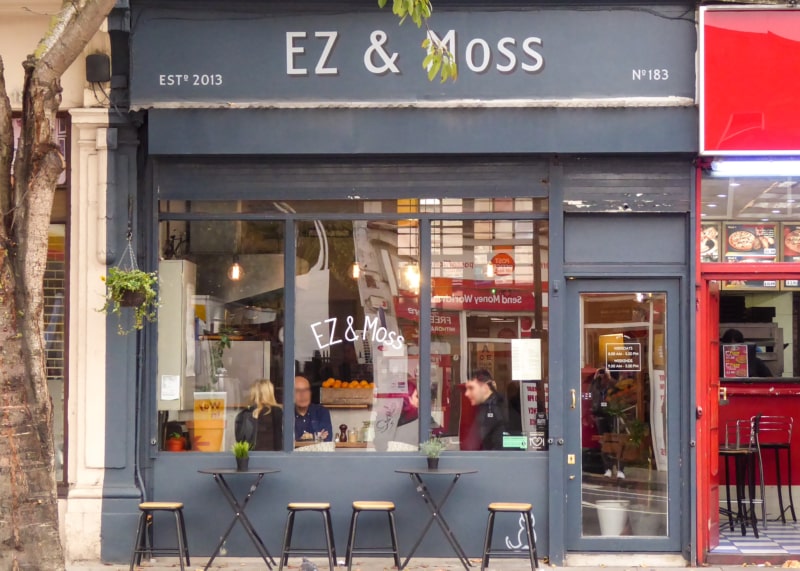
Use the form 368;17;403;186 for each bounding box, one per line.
701;8;800;154
131;4;695;105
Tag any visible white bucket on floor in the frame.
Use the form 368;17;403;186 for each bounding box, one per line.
596;500;630;536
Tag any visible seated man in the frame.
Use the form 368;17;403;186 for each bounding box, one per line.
293;375;333;443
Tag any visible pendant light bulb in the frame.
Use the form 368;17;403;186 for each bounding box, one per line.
227;256;244;281
351;262;360;279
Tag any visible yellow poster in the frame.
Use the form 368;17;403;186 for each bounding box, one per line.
190;391;227;452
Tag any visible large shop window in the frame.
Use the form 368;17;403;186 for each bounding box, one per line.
701;168;800;378
157;198;548;453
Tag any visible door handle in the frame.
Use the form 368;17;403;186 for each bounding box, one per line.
570;389;576;409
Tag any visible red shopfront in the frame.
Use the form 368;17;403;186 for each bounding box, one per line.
698;6;800;563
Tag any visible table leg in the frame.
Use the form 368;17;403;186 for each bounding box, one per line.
204;474;276;571
401;474;472;571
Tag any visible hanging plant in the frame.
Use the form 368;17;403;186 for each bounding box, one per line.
100;267;158;334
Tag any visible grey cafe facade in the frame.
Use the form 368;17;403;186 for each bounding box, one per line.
102;0;700;564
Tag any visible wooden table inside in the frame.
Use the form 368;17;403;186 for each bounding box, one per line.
294;440;367;449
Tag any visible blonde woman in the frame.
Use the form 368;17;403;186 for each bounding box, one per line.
235;379;283;451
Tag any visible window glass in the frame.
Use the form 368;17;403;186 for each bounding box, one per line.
294;220;420;451
157;220;285;452
429;220;549;452
702;172;800;377
580;292;668;536
157;199;549;453
161;198;548;216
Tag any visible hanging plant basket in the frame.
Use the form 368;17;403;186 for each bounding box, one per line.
100;267;159;335
119;290;147;307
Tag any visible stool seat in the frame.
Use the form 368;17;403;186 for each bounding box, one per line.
482;502;537;571
346;500;401;571
139;501;184;510
130;501;190;571
489;502;532;512
287;502;331;510
353;501;395;511
279;503;337;571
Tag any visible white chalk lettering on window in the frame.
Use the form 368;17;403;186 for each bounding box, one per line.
310;315;404;351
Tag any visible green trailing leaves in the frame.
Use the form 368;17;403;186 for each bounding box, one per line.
378;0;456;82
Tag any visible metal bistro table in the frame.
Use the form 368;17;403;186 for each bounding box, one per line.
395;467;478;571
198;468;280;570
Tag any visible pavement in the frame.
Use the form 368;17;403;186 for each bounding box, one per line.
64;557;774;571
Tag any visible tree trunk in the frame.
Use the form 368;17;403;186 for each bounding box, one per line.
0;1;117;568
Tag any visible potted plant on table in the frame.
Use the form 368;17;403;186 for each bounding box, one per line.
420;436;446;470
100;267;158;335
232;441;251;472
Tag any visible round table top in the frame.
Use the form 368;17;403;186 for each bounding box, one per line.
198;468;281;475
395;467;478;476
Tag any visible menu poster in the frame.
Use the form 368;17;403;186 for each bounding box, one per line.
723;278;779;291
722;344;748;378
783;223;800;261
700;222;721;262
723;223;778;290
724;223;778;261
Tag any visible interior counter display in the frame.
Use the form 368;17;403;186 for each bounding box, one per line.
719;379;800;486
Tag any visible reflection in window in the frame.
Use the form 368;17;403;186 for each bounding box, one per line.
294;220;420;451
157;220;285;452
158;199;550;454
580;292;668;536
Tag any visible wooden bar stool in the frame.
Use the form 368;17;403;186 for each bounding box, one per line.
344;501;401;571
129;501;190;571
279;502;337;571
481;502;538;571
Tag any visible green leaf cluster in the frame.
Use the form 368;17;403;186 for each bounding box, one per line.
99;267;158;334
378;0;431;27
378;0;457;82
419;435;446;458
422;36;458;82
232;440;251;458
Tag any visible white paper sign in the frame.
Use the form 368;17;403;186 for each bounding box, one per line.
511;338;542;380
160;375;180;401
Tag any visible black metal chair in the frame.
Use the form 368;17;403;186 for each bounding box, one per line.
753;414;796;523
719;419;761;538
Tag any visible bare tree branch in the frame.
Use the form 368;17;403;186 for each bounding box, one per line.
36;0;117;83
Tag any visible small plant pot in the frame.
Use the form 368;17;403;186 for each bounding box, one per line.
165;438;186;452
427;457;439;470
236;457;249;472
119;290;146;307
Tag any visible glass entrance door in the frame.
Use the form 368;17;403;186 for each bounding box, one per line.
565;280;681;551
